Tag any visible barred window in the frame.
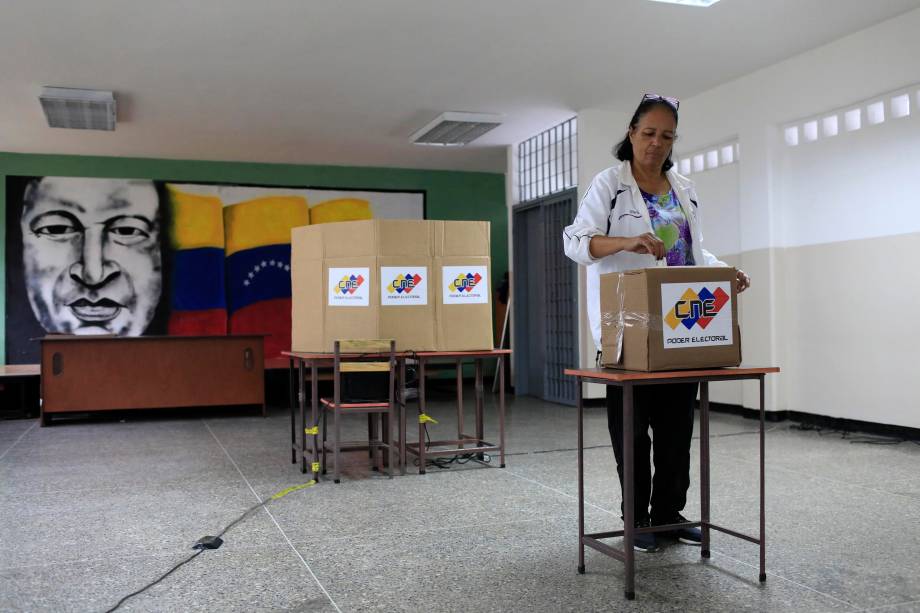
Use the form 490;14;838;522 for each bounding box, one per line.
518;117;577;202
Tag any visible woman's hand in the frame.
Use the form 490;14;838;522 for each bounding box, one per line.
736;269;751;293
624;233;666;259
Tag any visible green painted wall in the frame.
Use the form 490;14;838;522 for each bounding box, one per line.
0;152;507;363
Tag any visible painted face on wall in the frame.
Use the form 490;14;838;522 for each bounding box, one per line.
20;177;163;336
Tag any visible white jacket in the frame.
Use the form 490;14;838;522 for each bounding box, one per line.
563;160;727;351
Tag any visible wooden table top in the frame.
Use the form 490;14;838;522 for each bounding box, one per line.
282;351;413;361
40;334;266;342
282;349;509;361
414;349;511;358
0;364;41;377
564;366;780;382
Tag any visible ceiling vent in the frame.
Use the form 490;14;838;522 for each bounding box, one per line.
39;87;117;131
410;111;502;146
647;0;721;6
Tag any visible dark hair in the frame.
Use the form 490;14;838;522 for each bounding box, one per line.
613;99;679;172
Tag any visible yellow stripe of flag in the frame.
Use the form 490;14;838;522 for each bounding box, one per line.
224;196;310;256
309;198;372;225
168;186;225;250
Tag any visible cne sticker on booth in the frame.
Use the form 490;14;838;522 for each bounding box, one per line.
328;267;370;306
660;282;733;348
380;266;428;306
443;266;489;305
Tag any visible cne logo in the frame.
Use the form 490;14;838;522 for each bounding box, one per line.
449;272;482;293
665;287;730;331
387;273;422;294
337;274;365;295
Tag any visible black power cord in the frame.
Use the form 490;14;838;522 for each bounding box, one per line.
790;422;920;446
103;550;204;613
413;423;493;469
102;481;316;613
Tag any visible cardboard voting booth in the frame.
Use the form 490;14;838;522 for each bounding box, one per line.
291;220;493;352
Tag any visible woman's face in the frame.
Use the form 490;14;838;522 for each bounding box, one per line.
628;106;677;173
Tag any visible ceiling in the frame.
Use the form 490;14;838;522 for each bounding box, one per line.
1;0;918;173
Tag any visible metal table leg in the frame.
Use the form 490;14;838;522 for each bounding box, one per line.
475;359;484;455
456;358;464;450
400;358;407;476
418;358;427;474
299;360;306;474
577;377;586;575
623;382;635;600
311;363;319;480
498;354;506;468
289;358;296;464
760;374;767;583
701;381;711;558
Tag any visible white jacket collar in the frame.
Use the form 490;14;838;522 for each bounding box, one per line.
617;159;694;191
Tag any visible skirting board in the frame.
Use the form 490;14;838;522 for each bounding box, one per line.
583;398;920;441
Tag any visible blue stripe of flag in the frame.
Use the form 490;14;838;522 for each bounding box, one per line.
226;244;292;313
172;247;227;311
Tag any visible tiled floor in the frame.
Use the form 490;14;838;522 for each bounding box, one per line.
1;385;919;612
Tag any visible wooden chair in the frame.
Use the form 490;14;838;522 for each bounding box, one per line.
321;339;397;483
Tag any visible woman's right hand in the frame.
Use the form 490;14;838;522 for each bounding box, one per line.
623;233;666;259
588;233;666;260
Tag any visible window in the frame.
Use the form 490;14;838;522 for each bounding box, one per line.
891;94;910;119
803;120;818;142
676;140;739;175
692;154;705;173
518;117;577;202
705;150;719;169
783;83;920;147
845;109;862;132
867;101;885;125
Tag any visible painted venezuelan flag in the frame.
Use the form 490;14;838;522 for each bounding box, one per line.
309;198;372;224
166;187;228;335
224;196;309;358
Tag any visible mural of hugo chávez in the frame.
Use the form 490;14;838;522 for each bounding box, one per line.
6;177;172;362
6;175;425;364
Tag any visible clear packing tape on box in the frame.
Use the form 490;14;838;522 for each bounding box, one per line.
600;273;660;366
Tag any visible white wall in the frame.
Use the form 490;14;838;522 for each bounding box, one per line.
573;7;920;427
576;109;630;398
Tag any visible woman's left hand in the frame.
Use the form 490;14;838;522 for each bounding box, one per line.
736;269;751;293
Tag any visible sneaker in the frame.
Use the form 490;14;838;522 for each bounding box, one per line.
633;519;659;552
654;513;702;545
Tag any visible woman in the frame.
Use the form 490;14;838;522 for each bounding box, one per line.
562;94;751;552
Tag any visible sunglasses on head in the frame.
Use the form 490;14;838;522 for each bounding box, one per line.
642;93;680;111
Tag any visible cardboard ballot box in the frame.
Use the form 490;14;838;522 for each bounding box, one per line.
291;219;493;352
600;266;741;371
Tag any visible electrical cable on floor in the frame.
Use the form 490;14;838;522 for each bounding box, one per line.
789;422;920;446
103;550;204;613
102;480;317;613
414;422;492;469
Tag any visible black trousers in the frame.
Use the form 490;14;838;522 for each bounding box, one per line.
606;382;698;523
